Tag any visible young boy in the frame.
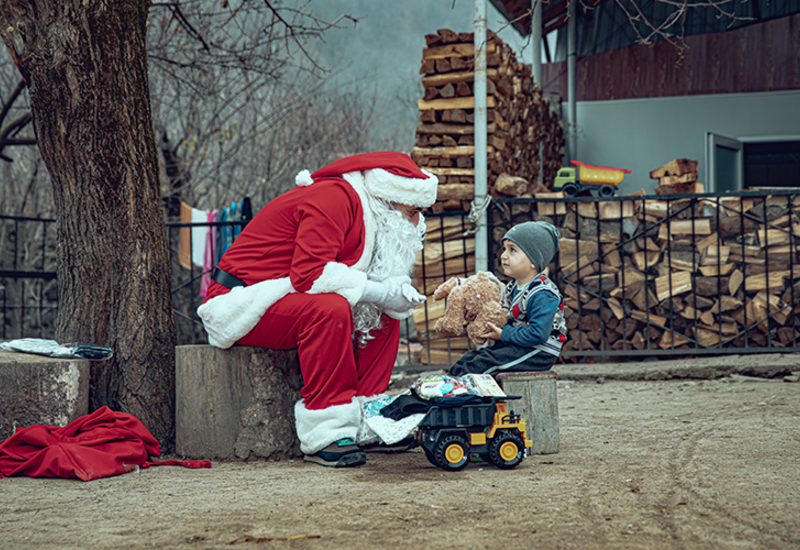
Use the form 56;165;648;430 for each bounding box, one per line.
448;221;566;377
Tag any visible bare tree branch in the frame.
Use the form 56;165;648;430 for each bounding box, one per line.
0;82;33;161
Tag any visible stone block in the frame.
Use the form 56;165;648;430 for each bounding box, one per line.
496;371;559;455
0;350;90;442
175;345;303;461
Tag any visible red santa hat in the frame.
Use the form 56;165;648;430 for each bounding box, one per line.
295;151;439;208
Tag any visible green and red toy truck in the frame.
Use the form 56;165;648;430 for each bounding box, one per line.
554;160;631;198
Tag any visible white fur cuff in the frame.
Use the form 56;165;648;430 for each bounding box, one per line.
295;398;362;455
197;277;295;348
384;307;416;321
307;262;369;307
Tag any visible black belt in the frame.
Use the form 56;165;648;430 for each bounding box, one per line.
212;267;247;289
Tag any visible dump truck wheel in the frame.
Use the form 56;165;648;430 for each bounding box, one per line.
598;184;616;197
422;446;438;467
562;182;579;197
434;434;469;471
488;431;524;469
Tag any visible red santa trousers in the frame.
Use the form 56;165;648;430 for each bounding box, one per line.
237;292;399;410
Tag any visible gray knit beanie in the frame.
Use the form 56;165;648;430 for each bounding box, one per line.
502;221;561;272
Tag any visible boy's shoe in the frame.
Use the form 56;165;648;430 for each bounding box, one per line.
304;439;366;468
362;437;419;454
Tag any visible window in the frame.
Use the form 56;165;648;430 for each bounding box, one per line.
743;141;800;188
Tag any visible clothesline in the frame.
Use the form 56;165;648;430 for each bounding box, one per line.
178;197;252;298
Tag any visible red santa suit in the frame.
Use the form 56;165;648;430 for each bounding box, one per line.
198;152;437;454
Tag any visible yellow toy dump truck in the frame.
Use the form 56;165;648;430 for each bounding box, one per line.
416;396;533;471
554;160;631;198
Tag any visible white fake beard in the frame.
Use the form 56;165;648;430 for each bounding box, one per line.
352;197;425;345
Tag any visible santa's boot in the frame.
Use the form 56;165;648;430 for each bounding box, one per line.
295;398;366;468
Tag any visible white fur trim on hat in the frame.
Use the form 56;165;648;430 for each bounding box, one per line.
294;398;362;455
364;167;438;208
295;169;313;187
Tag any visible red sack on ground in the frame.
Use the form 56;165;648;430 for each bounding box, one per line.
0;406;209;481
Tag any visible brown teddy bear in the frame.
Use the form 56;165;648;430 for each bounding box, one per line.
433;271;507;346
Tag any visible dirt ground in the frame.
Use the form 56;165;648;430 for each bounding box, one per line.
1;375;799;550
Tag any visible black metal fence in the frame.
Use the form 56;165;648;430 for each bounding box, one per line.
0;217;417;351
0;215;58;340
0;216;250;343
4;189;799;362
488;189;800;357
412;210;478;365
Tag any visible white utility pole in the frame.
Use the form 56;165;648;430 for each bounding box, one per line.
474;0;488;273
532;0;543;185
531;0;542;85
567;0;577;161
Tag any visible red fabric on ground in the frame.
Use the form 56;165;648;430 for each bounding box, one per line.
0;407;210;481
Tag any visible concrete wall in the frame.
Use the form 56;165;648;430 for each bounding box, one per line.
573;89;800;195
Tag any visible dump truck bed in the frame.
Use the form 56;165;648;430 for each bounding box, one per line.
418;396;520;429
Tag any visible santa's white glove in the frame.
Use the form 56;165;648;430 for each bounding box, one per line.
384;283;427;321
361;276;424;312
400;283;426;307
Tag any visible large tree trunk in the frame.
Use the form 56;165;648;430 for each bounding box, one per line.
0;1;177;451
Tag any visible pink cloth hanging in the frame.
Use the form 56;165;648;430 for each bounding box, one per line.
200;210;217;298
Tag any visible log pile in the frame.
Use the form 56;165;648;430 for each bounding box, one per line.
550;189;800;354
651;158;705;195
411;28;565;212
414;158;800;363
411;29;566;364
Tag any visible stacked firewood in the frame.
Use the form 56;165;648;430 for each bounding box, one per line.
411;28;565;211
414;156;800;363
548;160;800;353
410;29;565;364
651;158;705;195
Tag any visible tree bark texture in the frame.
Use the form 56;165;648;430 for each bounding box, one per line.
0;1;177;451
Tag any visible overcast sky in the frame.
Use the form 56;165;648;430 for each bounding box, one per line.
304;0;532;148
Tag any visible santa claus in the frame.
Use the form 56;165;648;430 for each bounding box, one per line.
198;151;437;467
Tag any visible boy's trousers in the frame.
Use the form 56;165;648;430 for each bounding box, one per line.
448;340;557;377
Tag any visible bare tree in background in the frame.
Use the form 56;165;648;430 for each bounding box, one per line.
145;0;374;216
0;1;389;218
0;0;366;450
0;0;178;450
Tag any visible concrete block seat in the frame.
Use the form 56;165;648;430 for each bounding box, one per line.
0;350;90;442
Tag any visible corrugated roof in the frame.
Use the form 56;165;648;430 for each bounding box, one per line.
491;0;800;57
